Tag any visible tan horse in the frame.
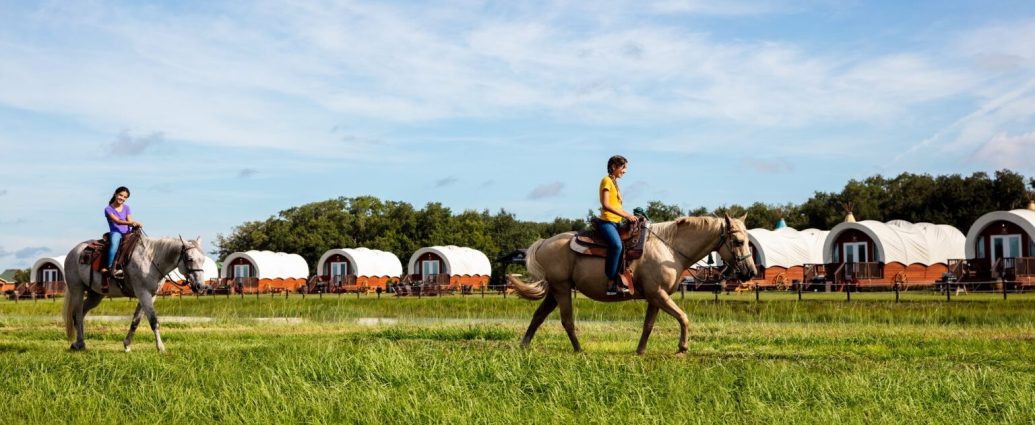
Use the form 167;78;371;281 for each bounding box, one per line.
509;215;757;354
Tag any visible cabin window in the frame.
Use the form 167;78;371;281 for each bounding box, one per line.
330;262;348;284
977;237;985;258
832;246;840;263
1029;238;1034;257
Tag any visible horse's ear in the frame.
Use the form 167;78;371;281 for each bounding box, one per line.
676;217;691;225
179;235;185;243
739;213;747;222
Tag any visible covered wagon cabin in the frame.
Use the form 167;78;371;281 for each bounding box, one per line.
220;250;308;294
406;246;492;292
822;220;965;290
958;206;1035;287
311;248;403;293
0;269;16;294
19;256;67;299
159;256;219;295
746;227;828;290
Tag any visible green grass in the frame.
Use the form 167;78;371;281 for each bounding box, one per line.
1;295;1034;424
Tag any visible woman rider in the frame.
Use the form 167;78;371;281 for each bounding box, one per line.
598;155;638;296
102;186;142;278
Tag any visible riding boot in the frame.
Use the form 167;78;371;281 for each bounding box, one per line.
606;279;618;296
112;268;125;279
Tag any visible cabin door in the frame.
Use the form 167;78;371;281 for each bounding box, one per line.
421;260;440;283
330;262;348;285
42;269;59;282
233;264;250;284
991;234;1021;264
843;242;868;263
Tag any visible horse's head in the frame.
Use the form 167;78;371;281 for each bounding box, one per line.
178;236;208;294
717;214;758;282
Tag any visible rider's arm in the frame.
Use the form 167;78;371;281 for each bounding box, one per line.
600;188;636;221
107;213;142;228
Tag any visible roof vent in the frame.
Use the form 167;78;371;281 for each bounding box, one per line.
842;202;856;223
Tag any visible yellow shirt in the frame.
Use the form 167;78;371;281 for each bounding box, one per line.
599;176;623;223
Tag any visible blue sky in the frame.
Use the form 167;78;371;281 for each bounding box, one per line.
2;0;1035;270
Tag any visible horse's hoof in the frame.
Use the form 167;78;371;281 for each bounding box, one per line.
674;348;688;357
69;342;86;351
124;345;131;353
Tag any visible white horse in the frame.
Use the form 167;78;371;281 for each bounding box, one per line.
509;215;757;354
62;235;207;352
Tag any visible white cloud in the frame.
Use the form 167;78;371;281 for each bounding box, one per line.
973;131;1035;170
108;130;164;156
743;157;794;174
528;182;565;200
435;176;459;188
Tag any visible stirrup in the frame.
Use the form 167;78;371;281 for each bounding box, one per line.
112;269;125;279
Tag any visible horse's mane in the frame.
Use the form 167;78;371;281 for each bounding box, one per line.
650;216;722;241
139;236;188;264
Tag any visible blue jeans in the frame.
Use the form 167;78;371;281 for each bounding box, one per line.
598;221;622;281
106;231;123;269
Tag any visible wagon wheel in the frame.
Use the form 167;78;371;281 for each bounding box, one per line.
893;271;908;291
772;272;788;290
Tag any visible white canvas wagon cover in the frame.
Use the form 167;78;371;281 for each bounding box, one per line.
407;246;491;276
822;220;964;265
748;227;829;268
167;256;219;282
317;248;403;277
220;250;308;279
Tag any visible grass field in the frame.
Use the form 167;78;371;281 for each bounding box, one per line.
2;293;1034;424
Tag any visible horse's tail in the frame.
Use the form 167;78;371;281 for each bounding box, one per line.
509;238;550;300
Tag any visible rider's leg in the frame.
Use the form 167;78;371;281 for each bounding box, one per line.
103;231;122;274
601;221;623;295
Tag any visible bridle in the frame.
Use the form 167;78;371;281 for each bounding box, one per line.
174;241;206;288
648;218;752;282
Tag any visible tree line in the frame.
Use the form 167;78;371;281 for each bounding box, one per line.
213;170;1035;276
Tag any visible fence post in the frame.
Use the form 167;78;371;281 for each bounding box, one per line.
946;281;951;302
680;283;685;300
894;282;900;303
797;281;802;301
1004;280;1008;300
754;282;759;302
846;283;851;302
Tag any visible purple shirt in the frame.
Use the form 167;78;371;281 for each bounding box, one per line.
105;204;132;234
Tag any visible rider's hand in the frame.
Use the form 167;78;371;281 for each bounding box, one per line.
133;221;143;228
627;215;638;222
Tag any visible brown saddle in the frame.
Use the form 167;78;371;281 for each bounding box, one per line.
78;229;142;296
570;218;649;260
569;219;650;296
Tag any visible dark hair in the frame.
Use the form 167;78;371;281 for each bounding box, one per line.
108;186;131;205
607;155;628;175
